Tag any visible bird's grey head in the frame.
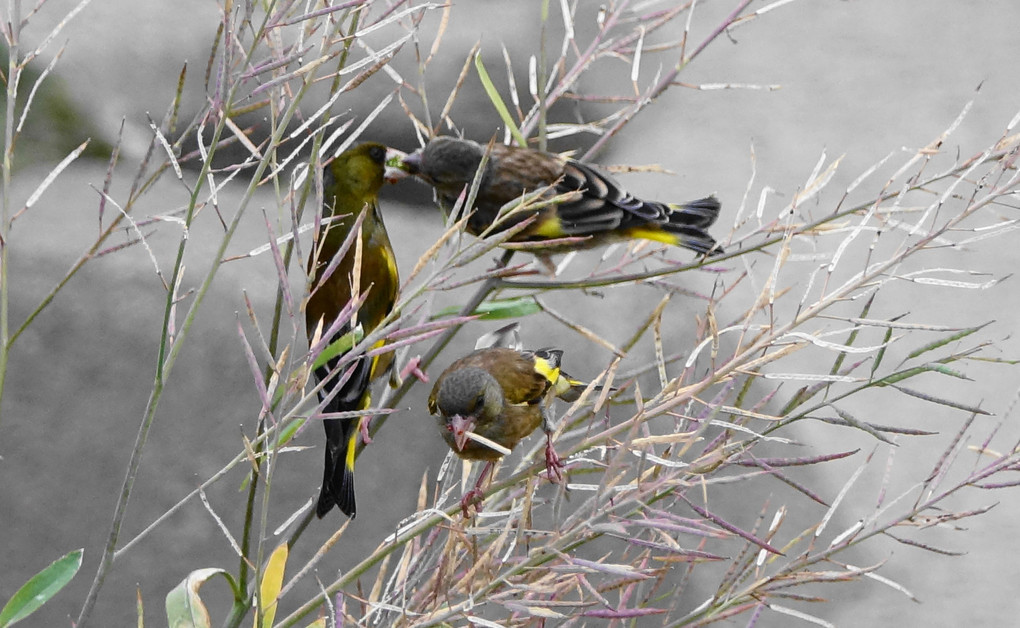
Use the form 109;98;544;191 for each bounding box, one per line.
436;366;503;419
420;136;487;188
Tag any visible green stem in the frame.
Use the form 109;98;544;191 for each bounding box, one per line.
0;0;22;436
75;6;311;625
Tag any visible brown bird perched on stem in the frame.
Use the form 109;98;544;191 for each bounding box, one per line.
428;340;593;516
306;142;407;519
401;135;722;258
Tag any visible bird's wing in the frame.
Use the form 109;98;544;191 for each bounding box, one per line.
474;322;523;351
462;347;550;405
537;160;667;236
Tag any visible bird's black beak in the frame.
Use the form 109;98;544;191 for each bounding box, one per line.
449;414;476;452
401;150;424;176
384;147;411;184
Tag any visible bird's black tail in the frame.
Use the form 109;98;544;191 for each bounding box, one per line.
661;196;723;256
314;355;374;519
315;418;358;518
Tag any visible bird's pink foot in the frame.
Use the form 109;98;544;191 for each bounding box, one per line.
544;438;565;484
400;356;429;383
359;416;374;446
460;488;484;518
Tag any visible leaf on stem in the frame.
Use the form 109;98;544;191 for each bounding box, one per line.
475;51;528;148
164;568;238;628
257;544;288;628
0;549;82;628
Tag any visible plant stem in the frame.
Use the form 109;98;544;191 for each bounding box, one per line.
76;7;302;622
0;0;22;436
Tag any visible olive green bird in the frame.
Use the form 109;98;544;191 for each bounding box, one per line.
306;142;407;519
401;135;722;256
428;345;591;515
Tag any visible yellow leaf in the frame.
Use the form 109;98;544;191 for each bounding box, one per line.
255;544;288;628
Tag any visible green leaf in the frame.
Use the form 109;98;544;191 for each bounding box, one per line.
778;385;812;416
903;321;991;362
832;293;876;376
165;568;238;628
870;324;895;380
311;326;364;371
475;51;528;148
873;365;934;386
276;417;304;447
829;406;896;445
874;361;971;387
928;363;972;380
136;586;144;628
0;549;82;627
433;296;541;321
890;384;991;415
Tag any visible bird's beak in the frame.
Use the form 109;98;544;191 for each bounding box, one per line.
401;150;424;176
449;414;476;452
384;147;411;184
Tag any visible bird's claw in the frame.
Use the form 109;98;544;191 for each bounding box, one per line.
535;254;558;277
460;488;484;518
544;439;565;484
400;356;429;383
359;416;374;446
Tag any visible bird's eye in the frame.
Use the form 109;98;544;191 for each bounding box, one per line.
474;393;486;409
368;145;386;163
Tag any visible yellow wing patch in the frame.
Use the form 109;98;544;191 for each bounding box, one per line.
345;419;360;472
380;246;399;287
367;341;388;379
528;215;566;238
624;226;678;246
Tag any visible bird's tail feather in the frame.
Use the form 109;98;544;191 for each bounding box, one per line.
313;354;374;519
666;196;721;229
640;195;722;254
315;426;358;518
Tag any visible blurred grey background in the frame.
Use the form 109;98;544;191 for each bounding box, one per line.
2;0;1019;625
